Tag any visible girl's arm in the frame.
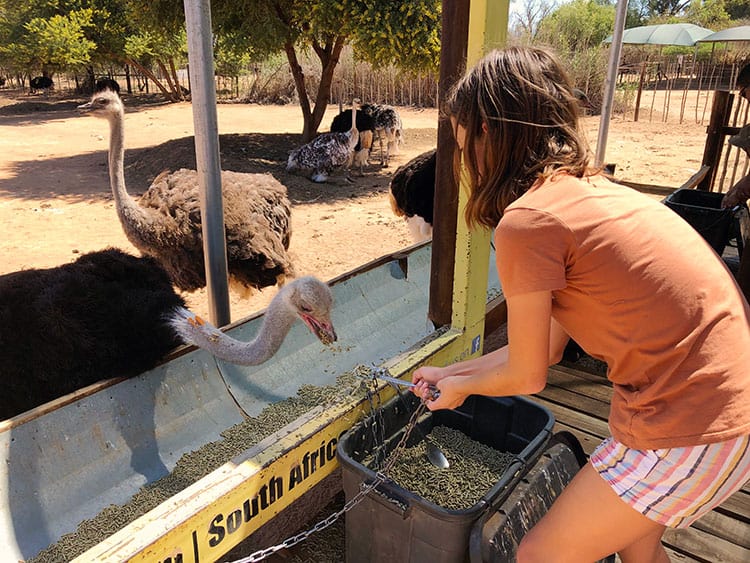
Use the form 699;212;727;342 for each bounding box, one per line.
413;289;566;410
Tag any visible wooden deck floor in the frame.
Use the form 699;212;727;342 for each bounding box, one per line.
538;360;750;563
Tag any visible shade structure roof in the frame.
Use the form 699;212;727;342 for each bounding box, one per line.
697;26;750;43
604;23;715;46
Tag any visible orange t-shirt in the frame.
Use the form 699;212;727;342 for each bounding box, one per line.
495;174;750;449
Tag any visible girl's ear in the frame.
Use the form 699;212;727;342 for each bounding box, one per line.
481;121;489;134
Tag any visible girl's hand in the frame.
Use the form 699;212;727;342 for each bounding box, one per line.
411;365;447;386
418;376;468;411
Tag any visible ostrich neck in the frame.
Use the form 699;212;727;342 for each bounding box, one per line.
108;113;137;210
213;295;298;365
107;112;155;245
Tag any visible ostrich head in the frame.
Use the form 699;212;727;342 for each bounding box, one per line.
285;276;337;344
286;148;302;172
77;88;122;120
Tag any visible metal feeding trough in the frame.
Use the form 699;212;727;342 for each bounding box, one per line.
0;243;504;562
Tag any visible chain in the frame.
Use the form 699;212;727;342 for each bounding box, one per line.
227;386;427;563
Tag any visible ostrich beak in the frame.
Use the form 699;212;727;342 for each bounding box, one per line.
300;313;338;346
77;101;93;112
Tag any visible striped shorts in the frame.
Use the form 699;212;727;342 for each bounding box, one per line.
590;435;750;528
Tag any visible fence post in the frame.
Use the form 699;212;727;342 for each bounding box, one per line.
634;62;646;122
699;90;732;191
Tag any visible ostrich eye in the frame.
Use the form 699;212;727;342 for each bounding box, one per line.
299;303;313;313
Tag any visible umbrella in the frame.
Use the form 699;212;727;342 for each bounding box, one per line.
697;25;750;43
604;23;715;46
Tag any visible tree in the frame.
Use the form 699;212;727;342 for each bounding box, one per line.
644;0;692;17
536;0;616;105
510;0;558;42
685;0;730;29
0;0;186;98
538;0;615;52
725;0;750;20
23;10;97;75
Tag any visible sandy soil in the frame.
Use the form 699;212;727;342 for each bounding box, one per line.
0;88;711;322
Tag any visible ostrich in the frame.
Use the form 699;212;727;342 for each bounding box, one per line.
360;103;403;167
388;148;436;242
286;102;360;183
169;276;337;365
78;88;294;294
330;107;376;175
95;76;120;95
0;248;186;419
30;76;53;95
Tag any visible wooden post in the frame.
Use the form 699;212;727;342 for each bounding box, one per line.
698;90;733;191
634;61;646;122
428;0;470;327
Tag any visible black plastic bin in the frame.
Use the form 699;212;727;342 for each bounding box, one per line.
664;188;732;255
338;393;554;563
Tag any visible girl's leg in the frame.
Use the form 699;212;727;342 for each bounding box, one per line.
618;526;669;563
516;463;667;563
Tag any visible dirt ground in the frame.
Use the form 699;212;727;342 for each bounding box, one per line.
0;87;712;322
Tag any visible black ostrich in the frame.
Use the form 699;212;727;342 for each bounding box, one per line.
330;107;376;174
0;248;185;419
389;148;436;242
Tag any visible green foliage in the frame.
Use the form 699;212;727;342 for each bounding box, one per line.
25;10;96;68
645;0;692;17
538;0;615;51
535;0;616;108
0;5;97;73
214;33;253;77
685;0;730;28
725;0;750;20
346;0;441;73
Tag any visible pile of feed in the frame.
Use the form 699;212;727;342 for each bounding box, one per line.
368;425;516;510
29;369;370;562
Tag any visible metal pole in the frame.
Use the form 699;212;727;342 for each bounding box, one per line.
596;0;629;167
183;0;231;326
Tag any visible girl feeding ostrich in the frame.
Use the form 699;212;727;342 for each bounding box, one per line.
411;47;750;562
78;88;294;294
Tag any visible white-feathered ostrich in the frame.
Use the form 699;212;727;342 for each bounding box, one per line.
361;103;403;167
78;89;294;294
286;103;360;183
0;248;185;420
389;148;436;242
170;276;337;365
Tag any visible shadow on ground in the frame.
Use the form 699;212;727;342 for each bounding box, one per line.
0;128;438;205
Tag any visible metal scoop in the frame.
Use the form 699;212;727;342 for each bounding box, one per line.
369;370;441;401
367;368;450;469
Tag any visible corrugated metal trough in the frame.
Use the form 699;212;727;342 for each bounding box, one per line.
0;243;502;561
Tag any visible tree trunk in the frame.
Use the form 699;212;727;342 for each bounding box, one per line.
311;36;346;137
284;35;346;142
157;60;179;100
124;58;175;100
168;58;184;100
284;41;314;141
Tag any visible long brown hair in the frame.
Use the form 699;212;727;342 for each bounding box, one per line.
447;46;592;229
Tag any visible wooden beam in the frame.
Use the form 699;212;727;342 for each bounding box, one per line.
429;0;470;327
483;296;507;337
699;90;732;191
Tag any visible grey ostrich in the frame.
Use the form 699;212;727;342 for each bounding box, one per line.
78;89;294;294
286;102;360;183
169;276;337;365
